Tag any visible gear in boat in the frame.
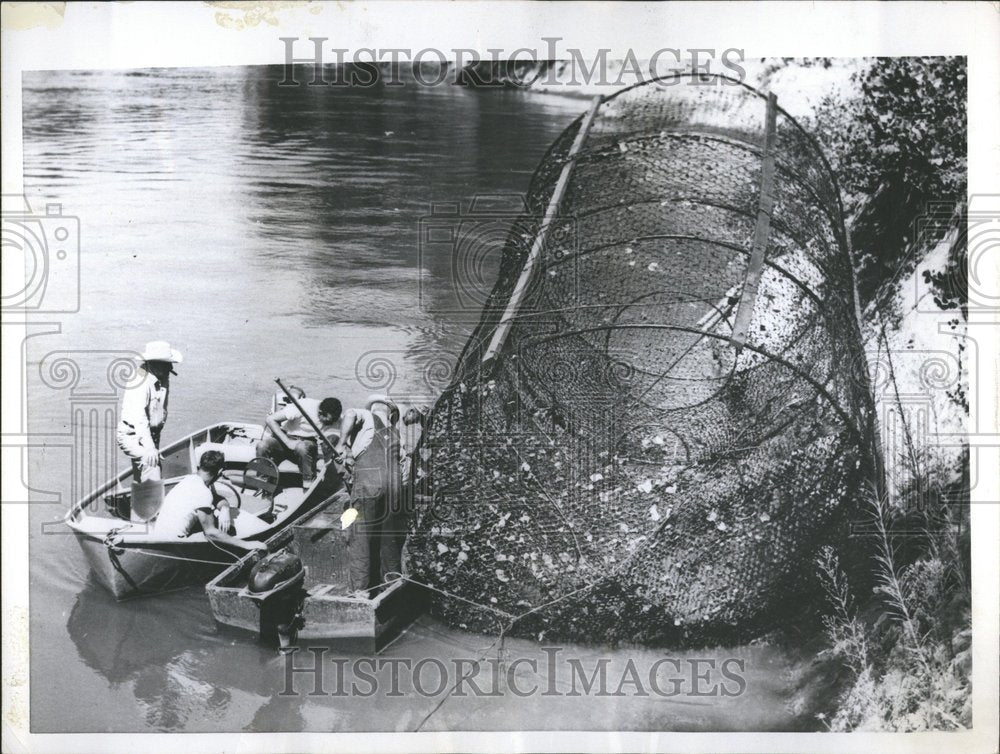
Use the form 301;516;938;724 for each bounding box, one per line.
207;505;426;654
65;407;347;600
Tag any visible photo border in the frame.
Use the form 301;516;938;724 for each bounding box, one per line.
3;2;998;752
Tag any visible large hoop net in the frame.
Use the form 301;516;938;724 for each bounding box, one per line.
409;75;879;645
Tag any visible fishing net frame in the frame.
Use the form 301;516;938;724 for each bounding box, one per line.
408;73;883;646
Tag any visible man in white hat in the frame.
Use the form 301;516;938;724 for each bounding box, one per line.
117;340;183;482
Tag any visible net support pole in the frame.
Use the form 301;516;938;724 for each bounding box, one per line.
730;92;778;351
482;94;603;366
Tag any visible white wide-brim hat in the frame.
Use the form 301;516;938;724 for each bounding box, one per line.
139;340;183;364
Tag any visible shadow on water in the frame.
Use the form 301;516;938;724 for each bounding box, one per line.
68;578;210;686
66;577;836;732
66;576;301;731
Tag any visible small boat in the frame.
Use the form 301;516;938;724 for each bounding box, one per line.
65;420;346;600
206;504;426;653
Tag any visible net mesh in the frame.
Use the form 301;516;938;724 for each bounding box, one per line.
408;75;878;645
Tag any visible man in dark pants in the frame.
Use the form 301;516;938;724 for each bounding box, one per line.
339;401;404;598
257;396;342;486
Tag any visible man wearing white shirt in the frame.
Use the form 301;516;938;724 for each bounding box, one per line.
257;395;342;485
334;402;378;463
154;450;268;549
117;340;182;483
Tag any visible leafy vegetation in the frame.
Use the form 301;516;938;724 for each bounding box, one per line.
800;57;971;730
809;57;967;308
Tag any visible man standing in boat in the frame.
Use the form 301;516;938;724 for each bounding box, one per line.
337;396;405;597
256;395;342;485
117;340;182;483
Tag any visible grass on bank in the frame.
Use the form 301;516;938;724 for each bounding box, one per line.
815;467;971;731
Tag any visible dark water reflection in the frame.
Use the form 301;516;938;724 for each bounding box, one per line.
23;66;818;732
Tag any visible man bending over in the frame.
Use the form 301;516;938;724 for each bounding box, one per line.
154;450;268;551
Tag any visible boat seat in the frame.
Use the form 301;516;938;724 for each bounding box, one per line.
195;441;255;469
268;486;307;524
241;457;280;522
201;439;301;485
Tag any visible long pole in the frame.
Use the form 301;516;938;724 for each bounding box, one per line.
274;378;339;456
481;93;604;365
730;91;778;350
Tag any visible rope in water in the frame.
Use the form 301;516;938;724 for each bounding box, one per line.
131;548;234;566
103;525;611;734
103;534;597;626
400;576;517;621
398;573;607;732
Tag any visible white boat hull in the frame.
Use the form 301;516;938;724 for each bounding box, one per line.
66;421;345;600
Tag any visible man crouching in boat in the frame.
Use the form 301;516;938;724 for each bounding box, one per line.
256;394;342;486
154;450;267;552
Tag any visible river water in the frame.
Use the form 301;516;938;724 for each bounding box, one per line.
21;66;826;733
